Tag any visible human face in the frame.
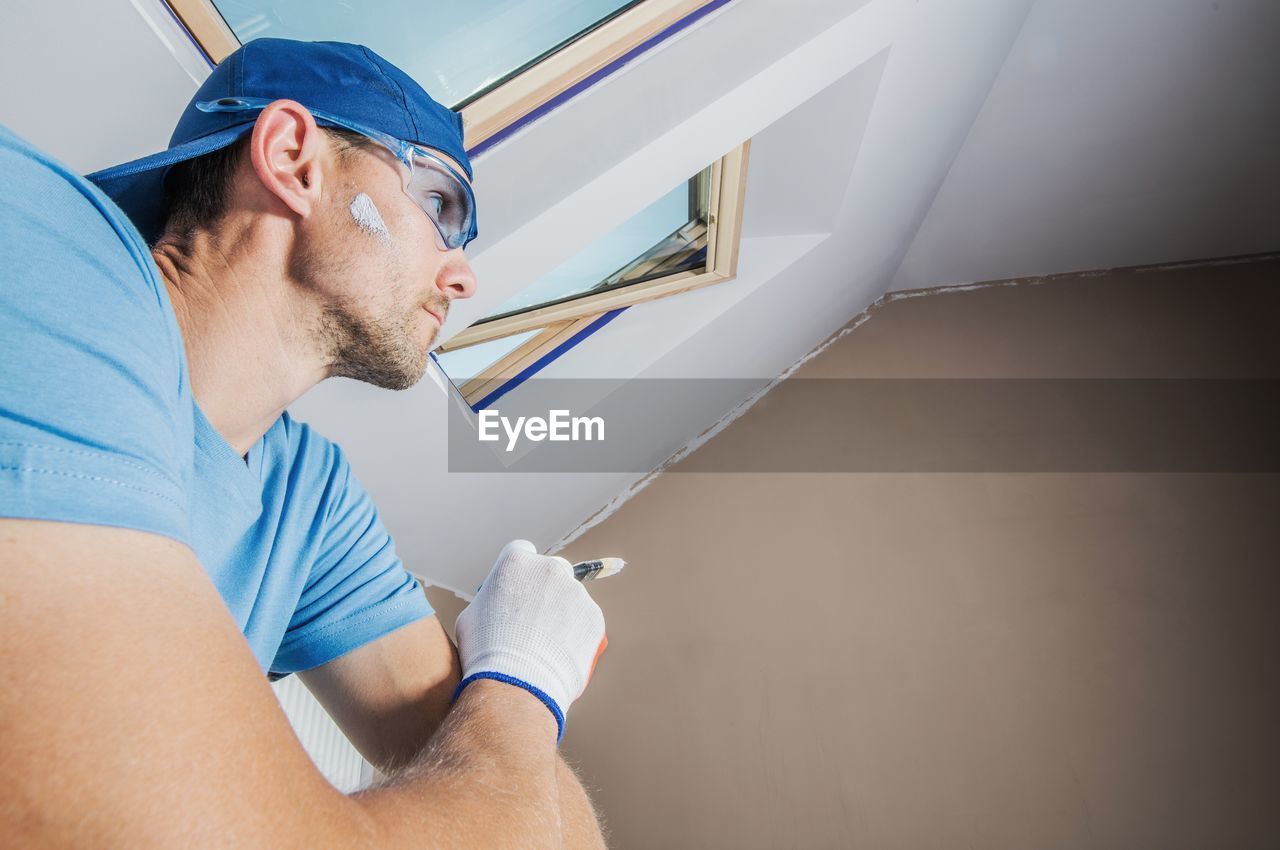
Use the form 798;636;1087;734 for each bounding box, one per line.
297;136;478;391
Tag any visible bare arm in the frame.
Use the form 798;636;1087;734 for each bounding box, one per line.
300;616;461;772
301;612;607;847
0;520;570;850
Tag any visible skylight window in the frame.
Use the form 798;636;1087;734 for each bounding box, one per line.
485;165;711;321
204;0;644;108
164;0;730;150
434;142;749;409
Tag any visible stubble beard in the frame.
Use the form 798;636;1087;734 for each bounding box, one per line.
321;294;432;391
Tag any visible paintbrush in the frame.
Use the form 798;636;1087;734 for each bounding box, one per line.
571;558;626;581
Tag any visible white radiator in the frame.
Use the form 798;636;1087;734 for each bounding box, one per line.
272;676;375;794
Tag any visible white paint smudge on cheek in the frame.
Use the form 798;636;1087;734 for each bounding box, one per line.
349;192;391;240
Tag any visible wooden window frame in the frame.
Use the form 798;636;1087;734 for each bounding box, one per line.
165;0;238;63
441;141;749;351
164;0;722;151
450;315;605;408
437;140;750;407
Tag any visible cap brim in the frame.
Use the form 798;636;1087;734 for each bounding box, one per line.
86;123;254;245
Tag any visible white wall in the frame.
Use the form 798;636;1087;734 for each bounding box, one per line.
0;0;203;172
890;0;1280;291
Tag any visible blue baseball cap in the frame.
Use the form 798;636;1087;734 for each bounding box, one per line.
88;38;470;244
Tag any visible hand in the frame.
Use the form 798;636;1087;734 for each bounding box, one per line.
454;540;608;741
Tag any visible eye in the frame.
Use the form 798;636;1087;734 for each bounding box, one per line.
409;183;445;218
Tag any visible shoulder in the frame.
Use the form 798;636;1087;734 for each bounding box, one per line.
0;128;193;540
0;126;170;314
0;126;185;384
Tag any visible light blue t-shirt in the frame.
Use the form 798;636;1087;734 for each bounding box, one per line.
0;126;433;676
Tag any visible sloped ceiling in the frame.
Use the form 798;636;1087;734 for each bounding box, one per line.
891;0;1280;290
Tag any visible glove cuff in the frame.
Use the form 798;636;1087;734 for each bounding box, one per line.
452;671;566;743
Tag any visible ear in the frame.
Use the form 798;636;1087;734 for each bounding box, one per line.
246;99;326;218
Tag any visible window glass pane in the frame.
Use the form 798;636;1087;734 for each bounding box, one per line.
481;166;712;322
434;328;542;385
212;0;644;108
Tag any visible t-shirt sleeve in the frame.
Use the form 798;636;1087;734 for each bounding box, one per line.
271;429;434;674
0;127;189;542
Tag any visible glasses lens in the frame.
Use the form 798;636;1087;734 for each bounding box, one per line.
406;154;474;249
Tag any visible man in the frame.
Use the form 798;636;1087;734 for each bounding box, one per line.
0;38;609;848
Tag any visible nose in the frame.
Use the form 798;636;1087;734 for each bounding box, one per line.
436;248;478;302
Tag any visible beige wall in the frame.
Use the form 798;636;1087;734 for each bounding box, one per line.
436;257;1280;849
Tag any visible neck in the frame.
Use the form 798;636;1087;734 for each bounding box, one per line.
153;227;327;457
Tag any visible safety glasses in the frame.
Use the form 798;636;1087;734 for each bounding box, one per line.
196;96;477;251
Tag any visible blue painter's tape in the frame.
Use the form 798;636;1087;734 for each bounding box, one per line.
468;0;739;158
471;307;627;412
161;3;218;70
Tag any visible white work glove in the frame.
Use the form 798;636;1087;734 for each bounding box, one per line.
454;540;608;741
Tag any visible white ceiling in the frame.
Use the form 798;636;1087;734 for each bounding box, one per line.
5;0;1273;594
891;0;1280;290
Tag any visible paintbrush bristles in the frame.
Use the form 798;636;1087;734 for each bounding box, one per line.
593;557;626;579
571;557;626;581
